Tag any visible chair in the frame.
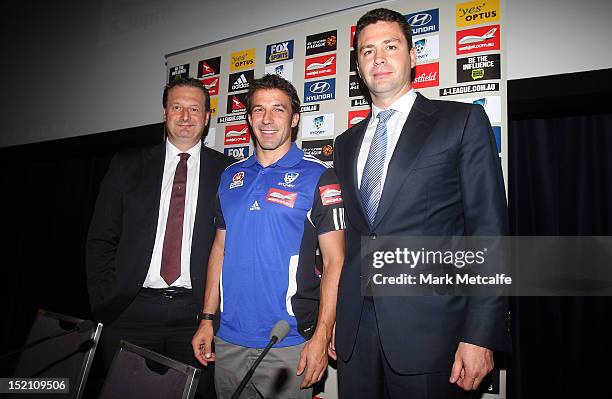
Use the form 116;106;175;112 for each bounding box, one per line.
10;309;102;399
98;341;201;399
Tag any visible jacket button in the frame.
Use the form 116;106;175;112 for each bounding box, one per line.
370;233;377;240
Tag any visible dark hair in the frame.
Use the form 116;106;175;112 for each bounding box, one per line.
162;76;210;112
246;74;301;141
353;8;413;54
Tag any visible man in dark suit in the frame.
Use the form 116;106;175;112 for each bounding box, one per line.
330;8;509;399
86;77;232;397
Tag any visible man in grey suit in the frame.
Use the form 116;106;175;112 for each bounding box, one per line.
331;8;509;399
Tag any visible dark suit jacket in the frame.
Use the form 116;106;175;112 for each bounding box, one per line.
86;142;232;324
333;93;510;374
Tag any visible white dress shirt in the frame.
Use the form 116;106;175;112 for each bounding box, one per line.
143;140;201;288
357;89;417;189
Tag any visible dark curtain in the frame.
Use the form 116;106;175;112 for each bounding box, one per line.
508;112;612;398
0;124;163;378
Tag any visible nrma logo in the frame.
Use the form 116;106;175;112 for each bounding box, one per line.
304;78;336;103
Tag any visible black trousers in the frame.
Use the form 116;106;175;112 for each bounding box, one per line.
100;289;215;398
337;298;472;399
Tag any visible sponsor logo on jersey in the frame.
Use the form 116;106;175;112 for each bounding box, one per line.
266;188;298;208
439;82;499;97
405;9;439;36
319;184;343;205
305;54;337;79
304;78;336;103
230;171;244;189
301;139;334;162
457;54;500;83
456;0;500;27
224;146;249;160
249;200;261;211
414;35;439;62
228;70;254;92
169;64;189;81
230;48;256;72
226;93;248;114
264;61;294;82
305;30;337;56
413;63;439;89
266;40;294;63
198;57;221;77
200;77;219;96
348;109;370;128
224;123;250;145
456;25;500;55
301;113;335;139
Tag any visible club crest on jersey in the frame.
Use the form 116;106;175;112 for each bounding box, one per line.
230;171;244;189
285;172;299;184
278;172;299;188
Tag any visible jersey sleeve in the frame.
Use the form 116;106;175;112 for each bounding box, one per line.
310;167;345;235
214;194;226;230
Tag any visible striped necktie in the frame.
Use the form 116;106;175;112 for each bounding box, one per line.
360;109;396;224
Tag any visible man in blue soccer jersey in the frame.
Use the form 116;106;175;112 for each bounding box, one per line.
191;74;345;398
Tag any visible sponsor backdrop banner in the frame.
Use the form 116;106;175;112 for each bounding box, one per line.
166;0;507;179
166;0;506;396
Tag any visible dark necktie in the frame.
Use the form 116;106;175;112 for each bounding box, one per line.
161;152;190;285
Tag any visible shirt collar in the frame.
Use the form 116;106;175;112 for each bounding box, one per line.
243;142;303;168
165;140;202;161
371;89;417;121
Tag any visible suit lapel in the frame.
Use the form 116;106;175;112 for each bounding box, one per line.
342;118;371;233
372;94;438;228
190;147;217;267
138;144;166;245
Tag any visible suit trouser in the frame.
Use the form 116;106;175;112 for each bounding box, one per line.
99;289;215;399
337;297;472;399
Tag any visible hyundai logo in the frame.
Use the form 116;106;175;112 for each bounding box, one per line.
310;81;330;94
407;13;432;27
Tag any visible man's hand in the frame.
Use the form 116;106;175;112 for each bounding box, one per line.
296;332;329;388
449;342;494;391
328;323;337;360
191;320;215;366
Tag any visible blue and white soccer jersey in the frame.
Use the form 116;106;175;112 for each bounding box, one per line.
216;143;345;348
